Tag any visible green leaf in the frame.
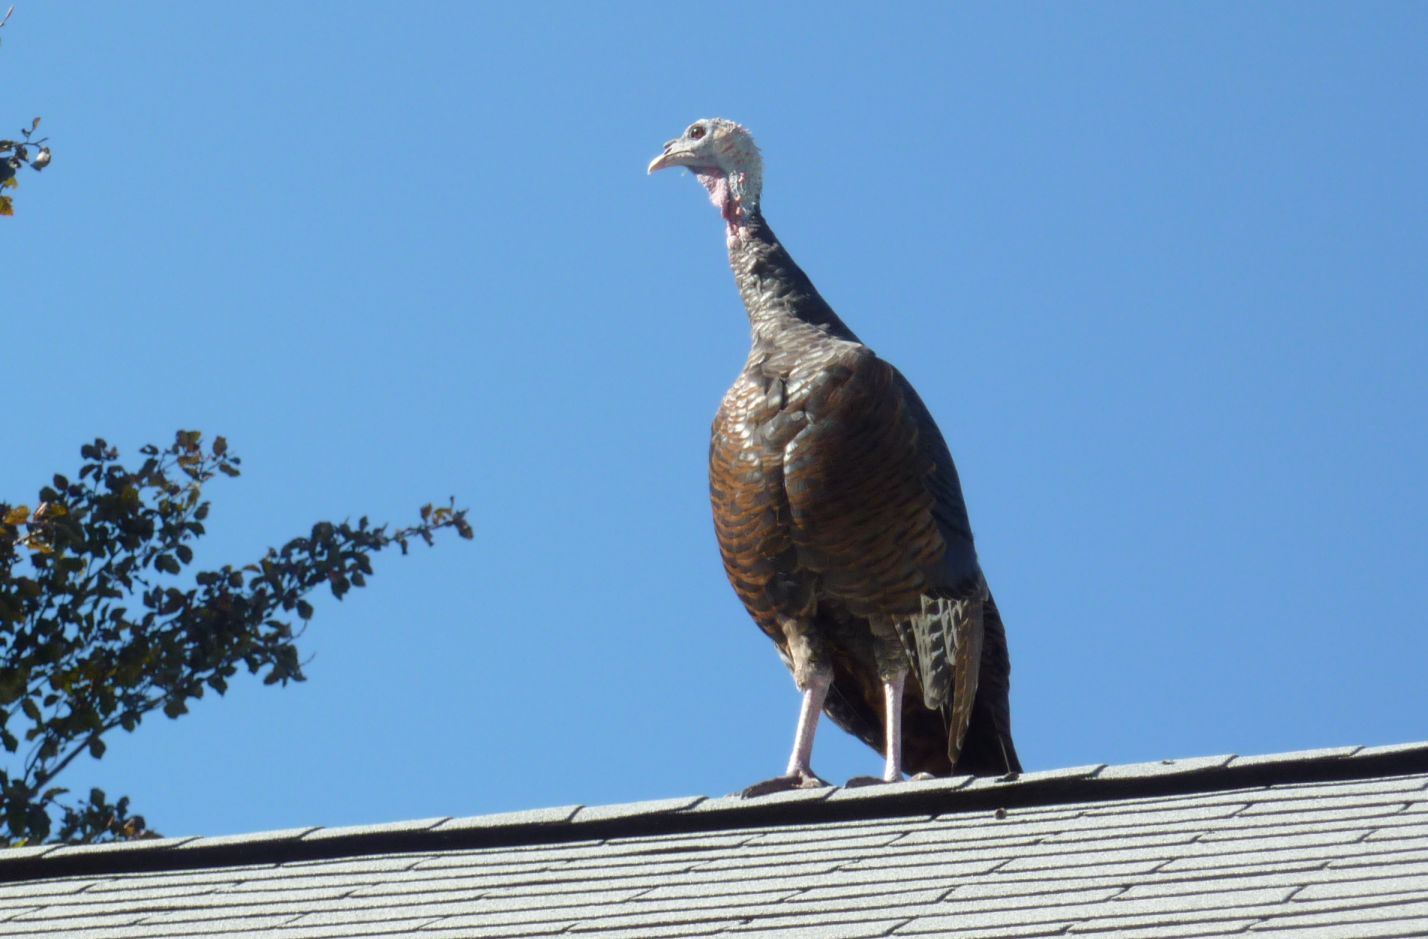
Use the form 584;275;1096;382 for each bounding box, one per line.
0;430;472;845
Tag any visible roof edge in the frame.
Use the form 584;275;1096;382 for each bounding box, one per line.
3;740;1425;883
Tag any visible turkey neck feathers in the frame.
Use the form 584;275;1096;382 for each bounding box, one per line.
728;212;861;348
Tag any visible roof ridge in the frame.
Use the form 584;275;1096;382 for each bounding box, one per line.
3;741;1425;883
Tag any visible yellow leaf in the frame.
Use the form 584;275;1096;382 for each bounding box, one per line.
0;195;13;217
0;177;16;189
4;505;30;525
35;502;67;519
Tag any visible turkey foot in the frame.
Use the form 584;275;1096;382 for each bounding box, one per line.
843;775;897;789
740;771;828;799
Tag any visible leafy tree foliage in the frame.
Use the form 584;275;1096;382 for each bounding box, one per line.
0;7;52;216
0;115;48;216
0;432;472;845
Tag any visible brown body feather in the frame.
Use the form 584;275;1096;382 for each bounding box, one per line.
708;213;1020;778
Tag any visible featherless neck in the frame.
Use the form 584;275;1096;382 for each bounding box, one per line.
728;212;861;347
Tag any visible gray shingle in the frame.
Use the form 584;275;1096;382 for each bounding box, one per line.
1196;813;1405;842
432;804;581;832
1252;896;1428;930
569;795;704;823
1229;746;1362;768
1249;922;1428;938
945;867;1163;901
1262;775;1428;798
893;919;1073;938
1237;792;1419;817
686;785;836;813
212;866;427;893
6;912;294;936
2;742;1426;938
889;906;1079;935
418;924;568;938
1327;839;1428;868
260;919;444;939
19;881;333;910
1349;741;1428;760
731;828;907;851
0;878;100;900
635;882;800;903
40;835;195;859
727;921;910;938
1071;891;1428;933
1070;922;1260;938
1293;869;1428;901
0;844;59;864
1160;837;1418;873
1094;754;1236;779
180;827;319;850
891;822;1047;848
8;907;150;929
824;775;973;804
559;920;748;938
991;763;1107;784
1364;824;1428;842
301;817;450;841
893;885;1129;918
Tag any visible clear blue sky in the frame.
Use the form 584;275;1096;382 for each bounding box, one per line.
4;4;1425;838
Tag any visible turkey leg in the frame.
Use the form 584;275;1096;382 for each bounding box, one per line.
881;671;906;782
741;670;831;798
846;671;908;788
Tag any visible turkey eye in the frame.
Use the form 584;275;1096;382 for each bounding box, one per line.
688;125;706;140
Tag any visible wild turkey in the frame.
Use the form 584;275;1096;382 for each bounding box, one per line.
649;118;1020;794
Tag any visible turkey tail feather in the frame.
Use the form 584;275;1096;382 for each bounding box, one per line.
946;591;984;767
896;583;986;768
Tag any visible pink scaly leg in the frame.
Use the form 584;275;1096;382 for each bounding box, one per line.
741;671;832;798
845;670;908;788
785;670;831;778
881;671;905;782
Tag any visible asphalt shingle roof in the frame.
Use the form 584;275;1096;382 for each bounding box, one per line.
2;742;1426;938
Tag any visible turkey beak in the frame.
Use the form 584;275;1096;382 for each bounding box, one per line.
647;140;694;175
